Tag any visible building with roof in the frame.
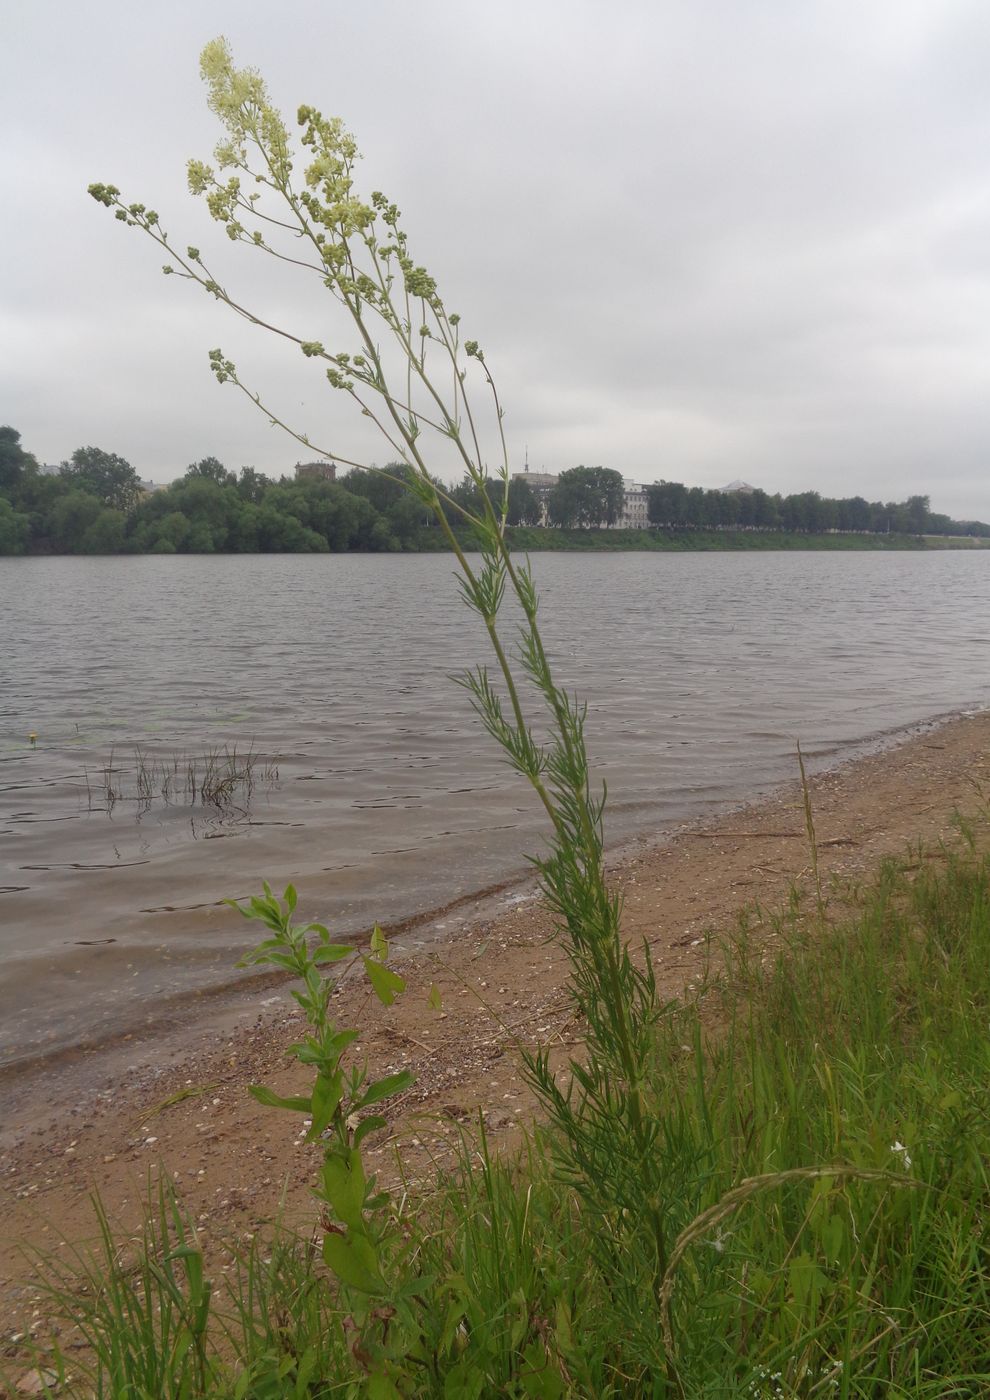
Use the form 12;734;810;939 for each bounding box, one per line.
295;460;336;483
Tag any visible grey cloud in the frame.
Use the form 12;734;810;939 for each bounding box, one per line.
2;0;989;517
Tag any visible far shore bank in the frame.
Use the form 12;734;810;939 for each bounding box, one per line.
6;527;990;558
2;706;988;1328
501;526;990;552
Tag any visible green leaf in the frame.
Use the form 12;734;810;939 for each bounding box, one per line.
428;982;443;1012
327;1028;360;1056
309;1070;343;1136
321;1147;367;1228
822;1212;845;1264
520;1340;565;1398
287;1038;323;1066
554;1298;573;1354
284;882;297;912
357;1069;414;1109
353;1114;387;1148
367;1370;402;1399
248;1084;311;1113
509;1286;528;1349
322;1229;384;1294
363;957;405;1006
369;923;388;960
441;1294;468;1352
312;942;353;963
443;1362;486;1400
167;1245;204;1303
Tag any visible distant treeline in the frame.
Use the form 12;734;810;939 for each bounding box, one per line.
1;427;986;556
645;480;990;537
0;431;449;555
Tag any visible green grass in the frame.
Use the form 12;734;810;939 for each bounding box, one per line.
18;816;990;1398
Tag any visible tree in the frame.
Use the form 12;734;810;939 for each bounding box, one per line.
237;466;270;503
155;510;192;551
49;489;103;551
0;498;31;554
165;475;234;548
906;494;931;535
646;480;689;528
81;508;128;554
547;465;624;528
749;489;779;530
60;446;142;512
836;496;871;532
0;426;38;495
186;455;236;487
507;476;541;527
339;464;437;545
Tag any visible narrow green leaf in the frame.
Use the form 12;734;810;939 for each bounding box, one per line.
356;1069;414;1109
248;1084;311;1113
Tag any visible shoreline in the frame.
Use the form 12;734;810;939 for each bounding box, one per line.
0;702;973;1130
3;706;989;1325
7;529;990;559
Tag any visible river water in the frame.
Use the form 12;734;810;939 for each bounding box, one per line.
2;550;988;1071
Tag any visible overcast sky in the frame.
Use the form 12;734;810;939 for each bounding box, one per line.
4;1;990;517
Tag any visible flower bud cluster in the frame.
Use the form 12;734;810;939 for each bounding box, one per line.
91;37;491;448
207;348;237;383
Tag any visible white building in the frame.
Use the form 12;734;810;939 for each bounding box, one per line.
512;470;653;528
617;479;650;529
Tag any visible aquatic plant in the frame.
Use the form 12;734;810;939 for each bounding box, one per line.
86;743;278;816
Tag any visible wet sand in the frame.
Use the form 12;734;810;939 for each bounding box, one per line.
2;708;989;1335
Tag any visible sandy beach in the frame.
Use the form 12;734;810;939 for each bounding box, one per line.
2;706;988;1335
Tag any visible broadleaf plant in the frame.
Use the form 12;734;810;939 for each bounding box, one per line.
226;886;414;1373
